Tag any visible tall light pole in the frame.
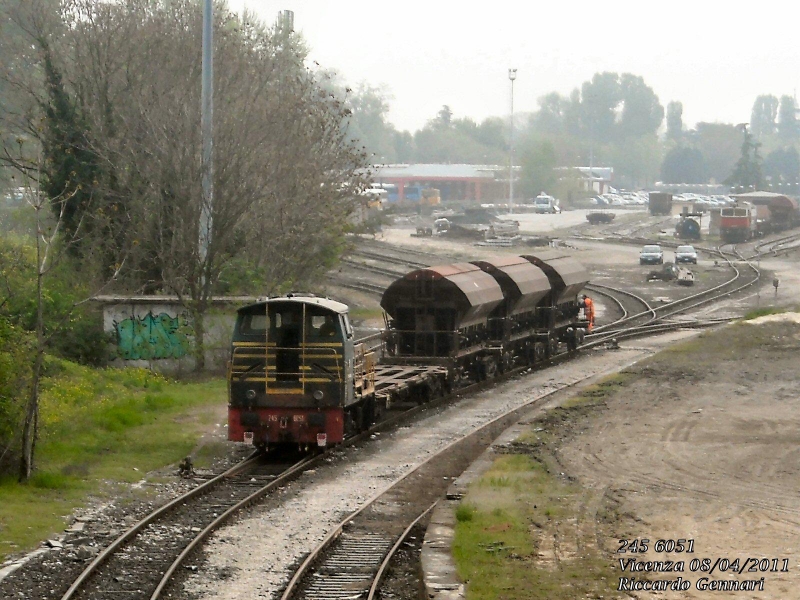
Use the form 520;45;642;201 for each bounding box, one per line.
508;68;517;214
200;0;214;277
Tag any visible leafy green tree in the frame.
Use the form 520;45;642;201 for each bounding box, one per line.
436;105;453;128
617;74;664;140
474;117;507;151
344;83;400;163
531;92;568;136
763;146;800;191
778;95;798;141
726;125;764;191
750;95;779;138
666;101;684;141
660;146;706;183
580;72;621;142
392;130;415;163
411;109;507;164
519;138;557;197
611;134;661;189
693;122;742;184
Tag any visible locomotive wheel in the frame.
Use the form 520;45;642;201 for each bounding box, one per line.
534;342;546;362
484;357;498;379
502;351;514;372
362;398;376;428
567;334;578;351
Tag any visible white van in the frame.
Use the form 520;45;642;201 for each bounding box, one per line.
533;192;561;214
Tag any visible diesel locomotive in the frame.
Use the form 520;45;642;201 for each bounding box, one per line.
228;252;590;451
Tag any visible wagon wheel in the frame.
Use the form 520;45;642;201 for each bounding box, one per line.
484;357;499;379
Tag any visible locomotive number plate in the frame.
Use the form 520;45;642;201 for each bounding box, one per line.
293;415;305;422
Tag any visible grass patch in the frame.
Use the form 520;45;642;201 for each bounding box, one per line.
453;448;621;599
453;375;637;599
456;502;477;522
0;360;226;562
742;306;790;320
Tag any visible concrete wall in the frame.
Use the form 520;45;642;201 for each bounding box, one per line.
101;299;243;375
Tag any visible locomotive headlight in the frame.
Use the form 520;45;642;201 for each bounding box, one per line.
245;389;257;400
313;390;324;401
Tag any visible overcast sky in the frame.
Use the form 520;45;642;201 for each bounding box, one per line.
228;1;799;133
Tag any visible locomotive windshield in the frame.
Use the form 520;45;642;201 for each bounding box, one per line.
236;303;343;342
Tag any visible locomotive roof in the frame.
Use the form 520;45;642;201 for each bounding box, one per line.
237;295;349;315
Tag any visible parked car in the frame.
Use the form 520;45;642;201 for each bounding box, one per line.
640;244;664;265
675;245;698;264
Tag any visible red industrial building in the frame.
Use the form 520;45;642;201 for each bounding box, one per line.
371;164;513;202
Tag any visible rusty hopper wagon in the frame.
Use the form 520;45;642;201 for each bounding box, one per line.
381;252;589;382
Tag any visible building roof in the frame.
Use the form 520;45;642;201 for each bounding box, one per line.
372;164;508;181
731;191;790;205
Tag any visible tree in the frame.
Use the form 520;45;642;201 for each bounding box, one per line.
617;74;664;140
666;101;684;141
750;95;779;138
531;92;568;136
692;122;742;184
411;108;507;164
778;95;799;141
726;125;763;191
611;134;661;189
519;139;557;197
660;146;706;183
340;82;400;163
580;72;621;143
1;0;369;375
436;105;453;128
763;147;800;192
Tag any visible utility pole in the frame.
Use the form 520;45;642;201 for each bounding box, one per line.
200;0;214;275
508;68;517;215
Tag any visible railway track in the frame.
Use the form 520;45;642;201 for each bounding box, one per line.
587;243;760;345
277;348;636;600
60;453;314;600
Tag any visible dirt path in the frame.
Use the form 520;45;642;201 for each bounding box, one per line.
558;317;800;598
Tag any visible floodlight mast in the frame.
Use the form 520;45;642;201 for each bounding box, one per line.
508;68;517;215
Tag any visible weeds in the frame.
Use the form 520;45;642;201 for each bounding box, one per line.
0;362;225;562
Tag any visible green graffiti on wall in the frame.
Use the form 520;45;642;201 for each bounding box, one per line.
115;312;192;360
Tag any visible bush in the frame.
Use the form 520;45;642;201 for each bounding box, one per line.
0;238;109;366
0;318;33;476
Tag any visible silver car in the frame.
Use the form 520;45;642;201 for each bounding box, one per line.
639;244;664;265
675;245;698;264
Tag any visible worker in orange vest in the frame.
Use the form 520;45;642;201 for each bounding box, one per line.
581;295;595;332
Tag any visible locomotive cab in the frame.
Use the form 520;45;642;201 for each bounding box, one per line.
228;295;376;450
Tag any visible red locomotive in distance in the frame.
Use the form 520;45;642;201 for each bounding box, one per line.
719;207;756;243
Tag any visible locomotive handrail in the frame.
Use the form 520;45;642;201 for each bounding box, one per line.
231;345;343;383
